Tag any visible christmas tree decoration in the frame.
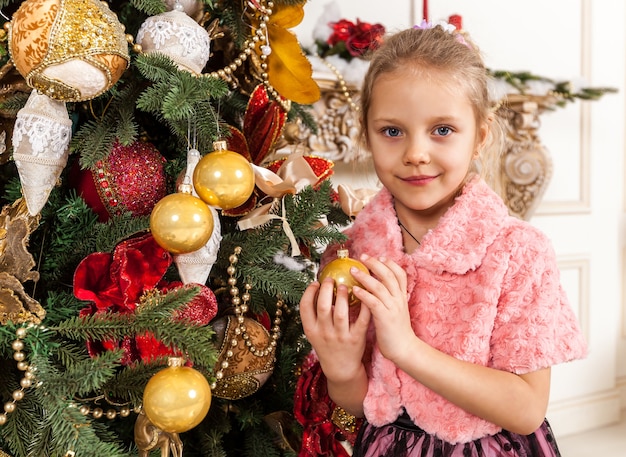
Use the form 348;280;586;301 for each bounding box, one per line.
0;326;37;427
74;232;218;364
0;199;45;325
142;357;212;433
12;90;71;216
210;248;280;399
174;149;223;284
0;1;352;455
318;248;369;306
134;409;183;457
250;2;320;104
150;183;215;255
193;140;255;210
164;0;204;20
217;84;288;216
72;140;167;222
8;0;129;101
136;9;211;74
211;313;277;400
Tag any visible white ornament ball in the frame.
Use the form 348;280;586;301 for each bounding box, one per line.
136;10;211;74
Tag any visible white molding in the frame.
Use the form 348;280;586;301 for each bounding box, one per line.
548;388;621;437
536;0;591;216
618;376;626;411
558;256;591;343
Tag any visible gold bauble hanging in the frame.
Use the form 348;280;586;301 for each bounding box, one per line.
193;141;255;210
318;248;370;306
142;357;212;433
149;187;214;254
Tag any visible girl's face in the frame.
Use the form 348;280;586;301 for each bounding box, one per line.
366;67;488;221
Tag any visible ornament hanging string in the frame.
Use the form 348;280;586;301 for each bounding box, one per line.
238;195;300;257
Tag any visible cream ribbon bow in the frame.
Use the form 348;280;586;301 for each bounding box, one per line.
237;152;321;256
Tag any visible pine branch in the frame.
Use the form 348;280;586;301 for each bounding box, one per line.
129;0;166;15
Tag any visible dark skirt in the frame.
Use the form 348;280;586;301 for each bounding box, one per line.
352;412;561;457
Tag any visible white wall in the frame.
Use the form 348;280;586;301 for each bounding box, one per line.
295;0;626;438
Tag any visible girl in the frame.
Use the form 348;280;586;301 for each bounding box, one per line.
299;22;587;456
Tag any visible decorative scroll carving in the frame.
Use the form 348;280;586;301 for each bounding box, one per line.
495;94;555;220
290;77;556;220
281;77;365;163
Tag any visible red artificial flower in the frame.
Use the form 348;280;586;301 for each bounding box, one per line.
345;20;385;57
73;232;218;364
328;19;356;46
327;18;386;58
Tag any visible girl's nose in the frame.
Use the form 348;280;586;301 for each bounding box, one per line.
403;137;430;165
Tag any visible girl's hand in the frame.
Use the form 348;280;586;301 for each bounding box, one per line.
351;255;417;363
299;277;371;383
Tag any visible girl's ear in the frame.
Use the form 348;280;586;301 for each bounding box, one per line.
477;114;493;152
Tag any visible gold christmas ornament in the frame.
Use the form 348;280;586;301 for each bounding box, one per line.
149;186;214;254
174;149;222;284
193;141;255;210
142;357;211;434
8;0;130;102
12;90;72;216
136;10;211;74
318;248;369;306
209;247;280;400
211;315;276;400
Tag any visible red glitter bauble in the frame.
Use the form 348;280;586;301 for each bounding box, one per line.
72;140;167;221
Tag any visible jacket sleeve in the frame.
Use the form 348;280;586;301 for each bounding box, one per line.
489;224;588;374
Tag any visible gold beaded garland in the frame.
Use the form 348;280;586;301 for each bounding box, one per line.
210;247;284;399
317;55;359;112
0;325;37;426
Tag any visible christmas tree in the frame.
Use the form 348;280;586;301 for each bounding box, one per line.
0;0;352;455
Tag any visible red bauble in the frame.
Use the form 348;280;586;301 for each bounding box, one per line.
71;140;167;221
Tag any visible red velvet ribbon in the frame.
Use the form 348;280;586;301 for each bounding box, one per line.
73;232;217;364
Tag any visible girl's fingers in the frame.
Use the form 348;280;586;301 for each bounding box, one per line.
353;255;407;296
299;281;320;334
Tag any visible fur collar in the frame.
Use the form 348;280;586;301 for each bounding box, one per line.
346;178;510;274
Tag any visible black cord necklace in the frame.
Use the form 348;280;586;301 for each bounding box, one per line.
398;220;421;246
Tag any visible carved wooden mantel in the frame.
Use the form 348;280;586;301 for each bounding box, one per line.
296;76;556;221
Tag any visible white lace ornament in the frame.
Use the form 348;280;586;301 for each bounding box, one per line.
174;149;222;285
136;10;211;74
12;90;72;215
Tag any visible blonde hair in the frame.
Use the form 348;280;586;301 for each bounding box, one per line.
359;26;503;188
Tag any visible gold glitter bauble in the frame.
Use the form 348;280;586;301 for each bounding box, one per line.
150;192;214;254
8;0;129;101
142;358;211;433
193;141;255;210
211;315;275;400
318;248;370;306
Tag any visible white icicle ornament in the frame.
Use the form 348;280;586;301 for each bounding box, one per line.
12;90;72;216
174;204;222;284
174;149;222;285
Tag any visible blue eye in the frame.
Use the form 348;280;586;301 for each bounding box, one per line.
434;126;452;136
383;127;402;137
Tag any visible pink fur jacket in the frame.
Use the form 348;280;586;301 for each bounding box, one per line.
323;178;588;444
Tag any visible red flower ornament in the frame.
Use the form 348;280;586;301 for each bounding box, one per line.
73;232;218;364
